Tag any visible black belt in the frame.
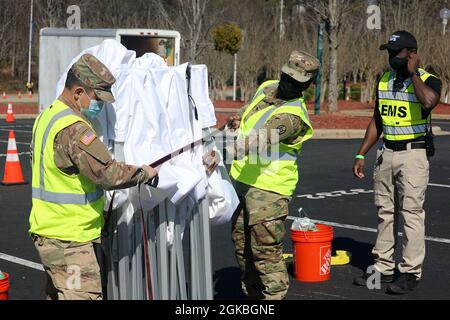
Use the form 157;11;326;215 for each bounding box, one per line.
384;141;426;152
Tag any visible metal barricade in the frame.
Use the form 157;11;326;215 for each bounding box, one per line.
100;64;214;300
102;194;213;300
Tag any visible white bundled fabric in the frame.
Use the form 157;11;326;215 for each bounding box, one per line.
55;39;238;239
190;65;217;128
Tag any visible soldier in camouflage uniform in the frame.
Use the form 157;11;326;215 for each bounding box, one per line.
227;51;320;300
29;54;161;300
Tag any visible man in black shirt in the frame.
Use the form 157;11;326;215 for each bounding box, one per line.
352;31;441;295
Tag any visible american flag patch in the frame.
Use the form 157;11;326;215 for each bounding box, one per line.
80;130;96;146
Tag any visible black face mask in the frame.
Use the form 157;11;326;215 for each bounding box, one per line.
389;56;408;71
277;73;312;101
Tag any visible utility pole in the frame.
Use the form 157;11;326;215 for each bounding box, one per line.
314;20;325;115
27;0;34;85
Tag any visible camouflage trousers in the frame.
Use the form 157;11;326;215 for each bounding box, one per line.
231;181;291;300
32;235;103;300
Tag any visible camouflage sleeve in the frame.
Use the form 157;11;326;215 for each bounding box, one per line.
238;104;249;117
230;113;305;157
54;122;147;191
262;113;305;145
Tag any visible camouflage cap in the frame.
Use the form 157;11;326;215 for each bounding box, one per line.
281;51;320;83
72;54;116;103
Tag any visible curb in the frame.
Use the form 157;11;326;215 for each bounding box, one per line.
0;114;37;120
313;126;450;139
312;129;367;139
341;110;450;120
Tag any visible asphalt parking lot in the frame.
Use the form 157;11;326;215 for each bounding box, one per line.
1;119;450;300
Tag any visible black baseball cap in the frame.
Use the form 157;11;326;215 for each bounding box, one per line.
380;30;418;51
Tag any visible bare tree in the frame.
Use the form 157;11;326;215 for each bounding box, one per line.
201;50;233;100
157;0;222;63
1;0;449;104
35;0;67;28
305;0;357;112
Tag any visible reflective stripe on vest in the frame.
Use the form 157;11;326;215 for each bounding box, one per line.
253;150;298;162
383;124;428;135
378;91;419;103
252;81;278;101
32;108;103;204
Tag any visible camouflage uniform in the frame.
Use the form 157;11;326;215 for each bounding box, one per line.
231;51;320;300
232;181;291;300
31;54;154;300
32;235;103;300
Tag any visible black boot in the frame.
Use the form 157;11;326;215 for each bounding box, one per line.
386;273;420;294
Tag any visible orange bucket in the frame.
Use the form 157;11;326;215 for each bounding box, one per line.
0;272;10;300
291;224;334;282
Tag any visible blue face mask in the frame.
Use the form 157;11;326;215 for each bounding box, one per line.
81;98;104;119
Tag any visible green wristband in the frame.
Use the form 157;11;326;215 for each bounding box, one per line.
355;155;365;160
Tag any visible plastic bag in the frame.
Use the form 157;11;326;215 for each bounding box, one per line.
207;163;240;226
291;217;318;232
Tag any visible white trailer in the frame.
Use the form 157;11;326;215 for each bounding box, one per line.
38;28;181;111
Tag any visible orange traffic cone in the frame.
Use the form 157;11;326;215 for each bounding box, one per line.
2;92;6;100
1;131;26;185
17;92;22;99
28;91;33;99
5;103;15;123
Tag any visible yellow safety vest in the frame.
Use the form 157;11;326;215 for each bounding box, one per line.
378;68;436;141
29;100;104;242
230;80;314;196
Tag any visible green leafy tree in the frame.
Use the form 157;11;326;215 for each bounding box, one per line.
212;23;243;55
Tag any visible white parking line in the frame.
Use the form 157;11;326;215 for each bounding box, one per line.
0;252;44;271
0;129;32;134
287;217;450;244
297;184;450;200
0;152;30;157
429;183;450;189
0;125;33;129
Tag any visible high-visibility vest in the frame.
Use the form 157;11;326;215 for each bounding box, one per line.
230;80;313;196
29;100;104;242
378;68;436;141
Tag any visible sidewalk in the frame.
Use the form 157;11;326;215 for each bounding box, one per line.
214;99;450;138
1;93;38;104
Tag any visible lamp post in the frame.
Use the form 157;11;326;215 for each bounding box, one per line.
27;0;34;87
314;20;325;115
440;6;450;35
233;53;238;101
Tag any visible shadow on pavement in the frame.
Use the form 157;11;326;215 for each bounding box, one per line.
213;267;246;300
332;237;374;272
